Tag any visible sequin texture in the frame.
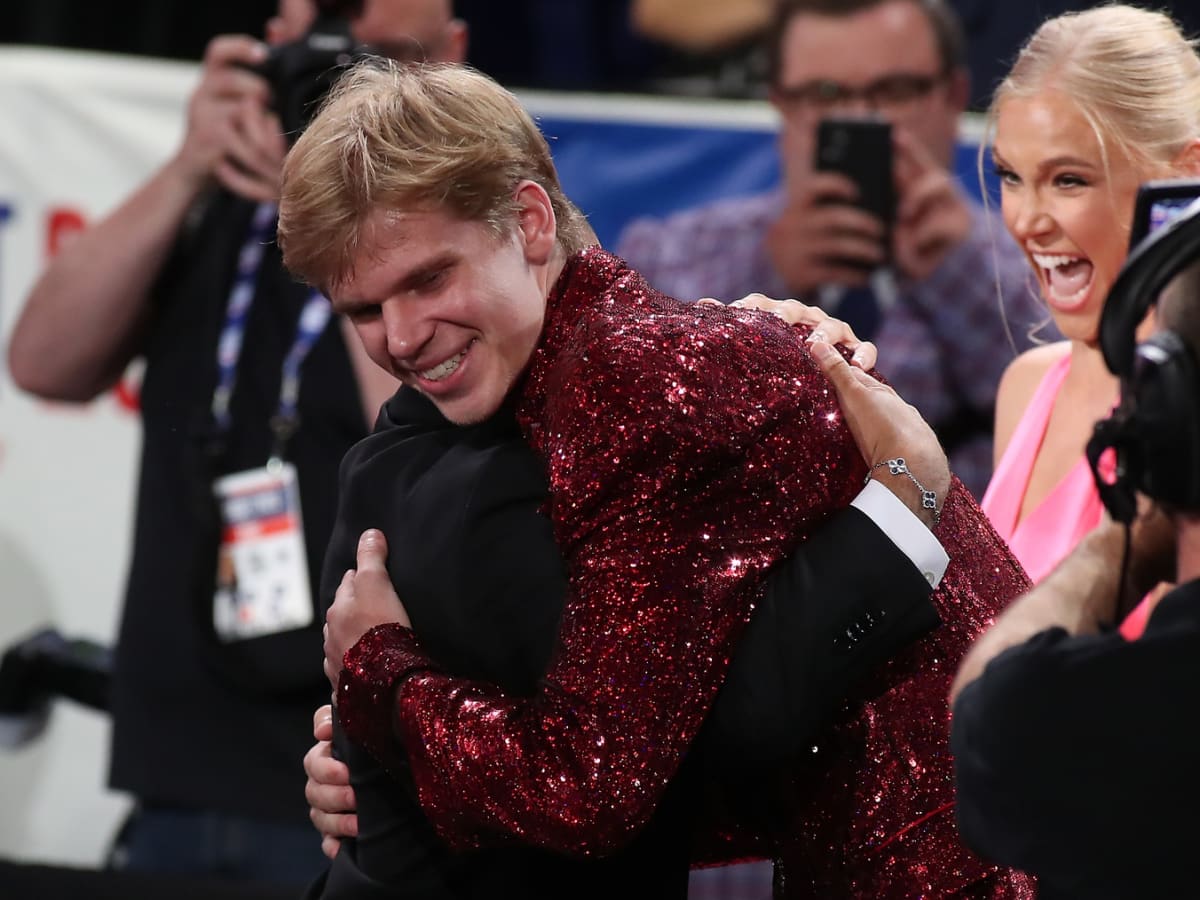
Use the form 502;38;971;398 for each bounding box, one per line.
770;483;1035;897
339;249;1032;896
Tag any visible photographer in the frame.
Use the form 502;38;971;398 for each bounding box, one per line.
950;202;1200;898
6;0;465;886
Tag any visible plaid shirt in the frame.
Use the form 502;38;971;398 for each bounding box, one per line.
616;189;1053;499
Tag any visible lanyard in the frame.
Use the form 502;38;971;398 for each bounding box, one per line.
210;201;332;464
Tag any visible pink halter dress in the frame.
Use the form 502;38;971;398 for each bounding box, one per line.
981;353;1150;638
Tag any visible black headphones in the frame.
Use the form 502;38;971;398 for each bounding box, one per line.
1086;196;1200;522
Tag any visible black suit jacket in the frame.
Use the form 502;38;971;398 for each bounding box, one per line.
312;386;938;898
953;578;1200;899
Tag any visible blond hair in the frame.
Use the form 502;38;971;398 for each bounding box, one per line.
991;5;1200;179
278;60;595;292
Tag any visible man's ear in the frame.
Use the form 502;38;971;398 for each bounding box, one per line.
265;16;293;46
767;87;785;116
513;181;558;265
945;66;970;115
1172;138;1200;176
439;19;469;64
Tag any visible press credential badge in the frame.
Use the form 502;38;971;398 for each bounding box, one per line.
212;462;314;641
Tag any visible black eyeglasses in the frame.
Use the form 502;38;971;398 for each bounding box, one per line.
775;72;946;114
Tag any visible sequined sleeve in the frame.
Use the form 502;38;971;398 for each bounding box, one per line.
339;251;866;855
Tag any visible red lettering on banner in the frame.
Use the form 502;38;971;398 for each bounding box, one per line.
113;377;141;413
47;207;87;258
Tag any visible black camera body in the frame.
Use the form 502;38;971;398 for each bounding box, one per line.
0;628;112;716
1086;192;1200;522
0;628;112;748
252;11;373;143
1127;178;1200;251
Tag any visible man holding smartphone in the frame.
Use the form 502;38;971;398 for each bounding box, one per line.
617;0;1048;500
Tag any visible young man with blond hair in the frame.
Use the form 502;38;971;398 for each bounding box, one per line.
282;60;1030;896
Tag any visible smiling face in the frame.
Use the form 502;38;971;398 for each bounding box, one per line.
993;89;1149;344
330;193;556;425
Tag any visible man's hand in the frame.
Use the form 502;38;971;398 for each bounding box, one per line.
173;35;287;202
891;129;971;282
323;530;412;690
810;339;949;529
304;704;358;859
949;508;1174;705
699;293;877;368
766;171;887;295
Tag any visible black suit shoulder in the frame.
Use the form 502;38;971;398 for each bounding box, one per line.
323;390;565;691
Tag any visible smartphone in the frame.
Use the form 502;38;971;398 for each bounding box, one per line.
1129;178;1200;251
815;116;895;228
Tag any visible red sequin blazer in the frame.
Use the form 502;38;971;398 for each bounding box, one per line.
339;249;1033;897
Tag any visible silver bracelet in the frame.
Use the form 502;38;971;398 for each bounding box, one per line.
864;457;941;525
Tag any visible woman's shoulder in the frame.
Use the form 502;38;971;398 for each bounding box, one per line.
999;341;1071;398
993;341;1071;465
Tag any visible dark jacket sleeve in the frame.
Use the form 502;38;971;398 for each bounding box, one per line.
704;505;940;767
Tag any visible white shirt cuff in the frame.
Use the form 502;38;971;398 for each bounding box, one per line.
851;479;949;588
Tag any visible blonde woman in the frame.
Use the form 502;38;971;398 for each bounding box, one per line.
980;4;1200;637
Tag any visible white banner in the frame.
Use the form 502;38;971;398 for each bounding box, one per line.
0;46;195;866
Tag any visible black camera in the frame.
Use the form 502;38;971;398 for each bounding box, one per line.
0;628;112;748
253;7;373;143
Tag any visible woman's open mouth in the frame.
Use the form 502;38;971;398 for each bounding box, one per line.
1033;252;1095;313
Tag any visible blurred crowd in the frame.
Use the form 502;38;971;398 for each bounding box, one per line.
5;1;1200;105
